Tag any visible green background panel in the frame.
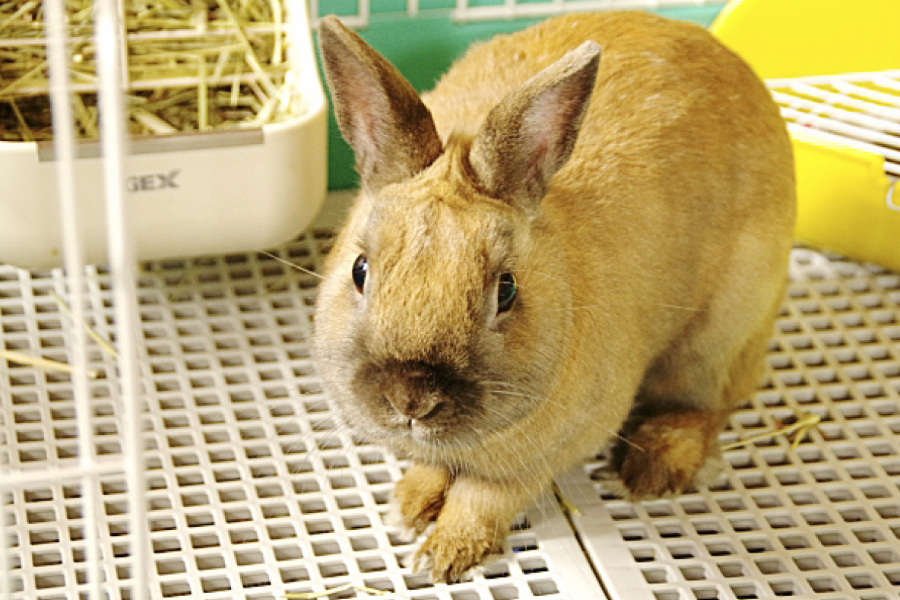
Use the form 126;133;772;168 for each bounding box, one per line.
315;4;726;189
371;0;409;13
318;0;358;17
418;0;456;9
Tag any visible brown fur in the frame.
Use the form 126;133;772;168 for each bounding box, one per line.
392;463;452;534
314;12;795;581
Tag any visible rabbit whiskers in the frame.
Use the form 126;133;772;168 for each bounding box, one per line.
482;382;643;451
258;250;325;280
517;271;705;313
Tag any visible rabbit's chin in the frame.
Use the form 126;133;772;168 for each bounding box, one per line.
339;407;489;451
383;419;483;449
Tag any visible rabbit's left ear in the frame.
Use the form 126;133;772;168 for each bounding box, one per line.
469;41;601;212
318;15;443;193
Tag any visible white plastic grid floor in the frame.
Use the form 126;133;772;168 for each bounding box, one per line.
0;226;601;600
1;225;899;600
561;248;900;600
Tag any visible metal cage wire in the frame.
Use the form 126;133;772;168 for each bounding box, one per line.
2;0;147;599
305;0;723;26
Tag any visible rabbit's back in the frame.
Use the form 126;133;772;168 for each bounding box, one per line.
428;12;794;356
427;12;791;212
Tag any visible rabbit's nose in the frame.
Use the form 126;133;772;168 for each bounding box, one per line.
385;381;443;421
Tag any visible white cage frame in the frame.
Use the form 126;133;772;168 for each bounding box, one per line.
767;70;900;178
306;0;723;27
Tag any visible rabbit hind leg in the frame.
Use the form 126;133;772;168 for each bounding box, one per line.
610;298;778;500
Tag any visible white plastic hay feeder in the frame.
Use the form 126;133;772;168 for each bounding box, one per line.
0;0;327;270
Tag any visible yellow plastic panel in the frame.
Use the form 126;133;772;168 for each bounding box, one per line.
791;129;900;270
712;0;900;79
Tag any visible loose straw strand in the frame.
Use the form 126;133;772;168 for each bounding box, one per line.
51;291;119;359
722;411;822;452
285;584;409;600
0;349;100;379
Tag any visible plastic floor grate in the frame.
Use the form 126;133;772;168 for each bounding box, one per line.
561;247;900;600
0;229;600;600
1;231;899;600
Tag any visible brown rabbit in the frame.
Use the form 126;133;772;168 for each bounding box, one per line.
314;11;795;582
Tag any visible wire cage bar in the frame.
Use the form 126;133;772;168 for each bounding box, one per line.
305;0;723;25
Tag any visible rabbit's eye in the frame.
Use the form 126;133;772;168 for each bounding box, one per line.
352;255;368;292
497;272;517;314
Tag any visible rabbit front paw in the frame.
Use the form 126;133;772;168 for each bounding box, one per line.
410;515;501;583
389;463;452;536
399;473;525;583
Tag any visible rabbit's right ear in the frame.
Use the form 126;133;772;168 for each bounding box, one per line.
469;41;601;213
318;16;442;192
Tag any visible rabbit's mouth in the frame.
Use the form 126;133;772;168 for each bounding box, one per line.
349;359;487;445
373;402;485;449
404;416;450;445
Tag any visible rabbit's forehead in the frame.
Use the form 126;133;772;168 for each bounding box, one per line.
368;196;515;270
359;197;515;364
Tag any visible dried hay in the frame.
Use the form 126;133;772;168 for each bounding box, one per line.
0;1;306;142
